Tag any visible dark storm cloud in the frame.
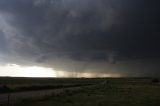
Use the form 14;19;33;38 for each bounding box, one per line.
0;31;8;53
0;0;160;76
0;0;119;60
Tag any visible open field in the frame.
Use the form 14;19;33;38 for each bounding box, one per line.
0;77;103;93
17;78;160;106
0;77;103;85
1;77;160;106
0;77;103;105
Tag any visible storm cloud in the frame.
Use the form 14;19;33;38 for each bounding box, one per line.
0;0;160;77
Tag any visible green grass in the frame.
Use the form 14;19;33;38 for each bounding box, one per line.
19;79;160;106
0;77;104;93
0;77;104;85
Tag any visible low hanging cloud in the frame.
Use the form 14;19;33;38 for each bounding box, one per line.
0;0;160;77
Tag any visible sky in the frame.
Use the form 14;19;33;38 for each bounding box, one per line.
0;0;160;77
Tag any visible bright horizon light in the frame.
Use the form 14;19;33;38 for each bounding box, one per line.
0;64;121;78
0;64;56;77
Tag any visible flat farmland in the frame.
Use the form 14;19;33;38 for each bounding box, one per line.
1;77;160;106
18;78;160;106
0;77;103;105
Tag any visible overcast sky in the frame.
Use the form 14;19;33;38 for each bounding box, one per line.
0;0;160;77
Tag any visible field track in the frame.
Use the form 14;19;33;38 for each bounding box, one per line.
0;85;91;105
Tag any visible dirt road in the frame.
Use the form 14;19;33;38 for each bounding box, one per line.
0;86;83;105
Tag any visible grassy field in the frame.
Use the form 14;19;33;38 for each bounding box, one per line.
18;78;160;106
0;77;104;93
0;77;104;85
